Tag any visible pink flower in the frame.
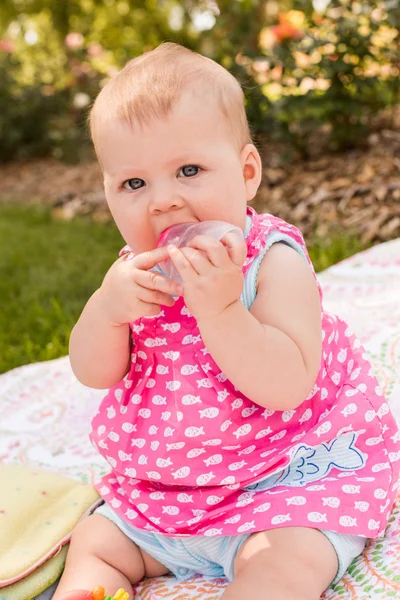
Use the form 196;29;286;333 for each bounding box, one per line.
0;39;15;53
65;32;84;50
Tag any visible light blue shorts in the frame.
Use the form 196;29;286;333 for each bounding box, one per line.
95;503;366;585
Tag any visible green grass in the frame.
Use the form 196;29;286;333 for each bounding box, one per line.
0;204;369;374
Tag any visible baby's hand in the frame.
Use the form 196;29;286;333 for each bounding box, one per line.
98;247;183;326
167;233;246;321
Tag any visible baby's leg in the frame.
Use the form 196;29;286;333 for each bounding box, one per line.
53;514;170;600
223;526;338;600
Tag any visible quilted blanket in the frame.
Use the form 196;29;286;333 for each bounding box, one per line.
1;238;399;600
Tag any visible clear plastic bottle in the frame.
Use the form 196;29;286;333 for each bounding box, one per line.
157;221;243;282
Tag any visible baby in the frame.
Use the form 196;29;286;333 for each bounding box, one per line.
54;43;400;600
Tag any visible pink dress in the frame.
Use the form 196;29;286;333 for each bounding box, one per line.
90;208;400;539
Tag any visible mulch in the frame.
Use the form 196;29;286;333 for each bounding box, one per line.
1;128;399;245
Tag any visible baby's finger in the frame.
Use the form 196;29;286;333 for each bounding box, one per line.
167;245;199;282
130;246;174;270
220;232;247;267
136;285;176;307
134;268;183;296
186;235;230;268
180;246;212;275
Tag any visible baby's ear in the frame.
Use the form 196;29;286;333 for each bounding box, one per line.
241;144;262;202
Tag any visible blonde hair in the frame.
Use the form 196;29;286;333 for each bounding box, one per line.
89;42;252;152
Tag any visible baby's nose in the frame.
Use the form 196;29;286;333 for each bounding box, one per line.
149;182;184;213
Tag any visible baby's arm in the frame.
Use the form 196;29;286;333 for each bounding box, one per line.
197;243;322;410
69;247;183;389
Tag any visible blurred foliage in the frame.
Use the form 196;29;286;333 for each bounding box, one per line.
0;0;399;163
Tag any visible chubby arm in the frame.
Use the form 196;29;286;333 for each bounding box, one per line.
69;247;183;389
170;239;322;411
200;244;321;409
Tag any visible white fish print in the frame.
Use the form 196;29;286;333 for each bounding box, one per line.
341;403;357;417
144;337;167;347
114;389;123;401
152;395;167;405
374;488;387;499
197;378;213;388
137;503;149;513
282;410;295;422
237;521;256;533
204;454;223;466
182;395;202;405
124;468;136;477
107;406;116;419
99;486;110;496
255;428;272;440
231;398;243;410
184;426;205;437
305;485;326;491
138;455;147;465
149;491;165;500
202;362;212;372
196;472;216;485
221;419;232;432
156;457;173;468
270;430;287;442
220;476;236;485
166;442;186;451
138;408;151;419
130;489;140;500
146;471;161;480
110;498;122;509
204;528;223;536
286;496;306;506
166;380;181;391
238;445;256;456
366;435;383;446
161;322;181;333
202;439;222;446
162;506;180;515
161;411;171;421
372;462;391;472
322;497;340;508
149;425;158;435
217;390;230;402
149;516;161;525
130;394;142;405
177;493;194;503
206;495;224;505
162;351;180;361
108;431;119;442
118;450;132;462
151;441;160;451
181;365;199;375
172;466;191;479
242;406;258;418
342;485;360;494
354;501;369;512
339;516;357;527
368;519;380;530
182;334;201;345
156;365;169;375
299;408;313;423
307;512;327;523
233;424;251;439
224;514;241;524
131;438;146;448
164;427;175;437
125;509;138;520
248;462;267;473
177;411;184;422
314;421;332;437
364;410;376;422
98;440;108;450
216;372;228;382
133;323;144;334
229;460;247;471
187;448;206;458
199;407;219;419
137;350;147;359
271;514;291;525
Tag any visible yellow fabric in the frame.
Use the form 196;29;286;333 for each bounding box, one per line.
0;465;100;585
0;546;68;600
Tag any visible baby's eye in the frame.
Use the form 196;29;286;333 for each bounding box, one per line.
123;178;145;190
179;165;201;178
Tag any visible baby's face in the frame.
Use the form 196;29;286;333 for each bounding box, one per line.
96;92;252;253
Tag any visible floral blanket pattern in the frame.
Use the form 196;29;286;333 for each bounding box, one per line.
1;239;399;600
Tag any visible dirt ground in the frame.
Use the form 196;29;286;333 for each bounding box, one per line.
1;127;399;245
